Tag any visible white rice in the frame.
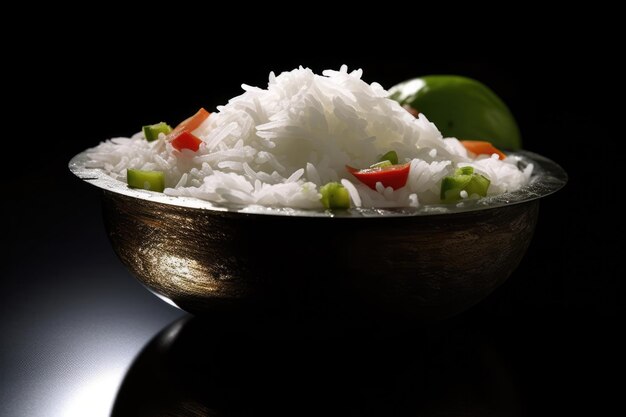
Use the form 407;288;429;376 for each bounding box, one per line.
86;65;532;209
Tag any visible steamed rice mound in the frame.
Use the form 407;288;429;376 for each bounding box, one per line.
86;65;532;209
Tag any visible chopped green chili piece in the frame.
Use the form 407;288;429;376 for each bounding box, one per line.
142;122;172;142
440;167;490;203
320;182;351;209
455;166;474;175
127;169;165;192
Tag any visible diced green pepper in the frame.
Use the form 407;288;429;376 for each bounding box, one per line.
465;174;490;198
440;167;490;203
441;175;473;202
455;166;474;175
320;182;351;209
379;150;398;165
127;169;165;192
142;122;172;142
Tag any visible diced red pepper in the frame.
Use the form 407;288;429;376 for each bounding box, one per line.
346;163;411;190
167;108;210;153
171;131;203;152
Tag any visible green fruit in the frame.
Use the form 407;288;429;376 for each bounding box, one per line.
389;76;522;150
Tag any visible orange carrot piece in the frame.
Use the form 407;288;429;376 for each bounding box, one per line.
169;108;210;138
461;140;506;160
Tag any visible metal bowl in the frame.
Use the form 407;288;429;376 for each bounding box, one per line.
70;151;566;322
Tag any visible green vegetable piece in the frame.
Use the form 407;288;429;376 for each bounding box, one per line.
142;122;172;142
440;170;490;203
440;174;473;202
465;174;490;198
320;182;351;209
455;166;474;175
370;160;393;169
379;150;398;165
127;169;165;192
389;76;521;150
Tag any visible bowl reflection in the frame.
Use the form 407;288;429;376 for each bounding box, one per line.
112;316;522;416
70;150;566;321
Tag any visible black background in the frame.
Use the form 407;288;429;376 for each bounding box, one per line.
2;30;622;416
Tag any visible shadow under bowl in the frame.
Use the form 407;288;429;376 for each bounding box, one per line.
70;151;566;323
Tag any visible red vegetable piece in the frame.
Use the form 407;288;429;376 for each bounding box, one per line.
171;131;203;152
346;163;411;190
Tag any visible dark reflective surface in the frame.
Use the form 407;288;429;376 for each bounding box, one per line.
113;316;522;417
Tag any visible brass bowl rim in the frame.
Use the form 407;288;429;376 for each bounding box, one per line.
69;149;566;218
